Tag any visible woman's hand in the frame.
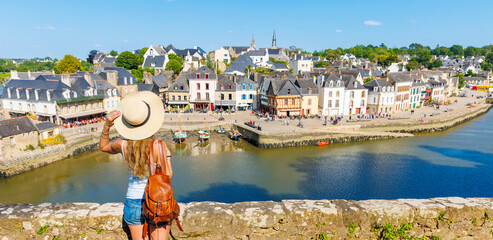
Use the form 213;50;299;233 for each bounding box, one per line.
106;110;121;127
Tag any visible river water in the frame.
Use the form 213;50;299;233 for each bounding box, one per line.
1;110;492;204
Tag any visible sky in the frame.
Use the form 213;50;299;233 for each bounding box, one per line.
1;0;493;59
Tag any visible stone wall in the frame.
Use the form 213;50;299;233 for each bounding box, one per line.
1;198;493;239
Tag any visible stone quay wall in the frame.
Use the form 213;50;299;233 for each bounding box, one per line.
1;197;493;239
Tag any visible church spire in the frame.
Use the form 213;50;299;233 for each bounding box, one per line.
272;30;277;49
251;33;255;48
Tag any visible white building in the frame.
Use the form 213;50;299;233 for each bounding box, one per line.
214;46;231;64
143;45;167;58
289;54;313;74
342;75;368;115
188;66;217;111
364;79;395;114
410;79;426;109
388;73;412;112
236;77;258;110
319;74;345;116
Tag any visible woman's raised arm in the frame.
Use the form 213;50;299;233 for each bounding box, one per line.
100;110;123;154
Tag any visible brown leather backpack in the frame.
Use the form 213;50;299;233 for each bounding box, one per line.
142;140;183;238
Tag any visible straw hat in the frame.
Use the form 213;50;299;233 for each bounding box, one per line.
114;91;164;140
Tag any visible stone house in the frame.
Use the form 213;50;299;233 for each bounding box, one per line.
0;116;39;155
295;79;319;115
167;75;190;109
388;73;412;112
36;121;61;145
215;75;236;110
100;67;138;99
364;79;395;114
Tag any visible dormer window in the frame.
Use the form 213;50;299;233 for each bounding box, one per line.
374;87;378;92
73;92;77;98
130;78;134;84
242;84;246;90
7;88;11;98
16;89;20;99
353;82;357;88
35;90;39;100
205;74;209;79
337;81;341;87
174;86;178;90
107;89;112;96
228;84;232;90
47;91;51;101
93;89;97;95
112;89;117;96
249;83;253;90
180;86;183;90
287;89;291;95
329;81;333;87
26;89;30;100
124;77;128;85
196;74;200;79
220;84;225;90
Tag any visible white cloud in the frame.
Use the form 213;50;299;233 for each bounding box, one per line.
35;25;56;30
335;29;342;33
409;20;416;24
123;39;128;43
364;20;382;26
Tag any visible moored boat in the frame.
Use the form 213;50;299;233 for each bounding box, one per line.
198;130;210;142
174;131;187;143
229;130;242;141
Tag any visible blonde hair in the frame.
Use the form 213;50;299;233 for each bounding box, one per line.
124;138;152;178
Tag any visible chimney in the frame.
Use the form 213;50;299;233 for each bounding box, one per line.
84;72;93;86
28;70;32;79
107;70;118;87
10;70;18;79
61;73;71;87
143;72;153;84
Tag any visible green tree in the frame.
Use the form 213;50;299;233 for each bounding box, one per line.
87;50;98;64
364;76;375;84
314;61;328;68
464;46;478;56
406;60;420;70
109;50;118;56
450;45;464;56
116;51;140;70
481;61;493;71
427;60;442;69
486;52;493;64
80;61;93;71
55;55;81;73
139;47;148;59
168;54;183;65
457;74;466;89
165;59;182;74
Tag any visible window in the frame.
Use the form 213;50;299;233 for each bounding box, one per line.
249;94;254;100
328;100;332;107
197;93;201;100
329;81;333;87
206;93;209;100
178;96;181;101
26;89;29;99
350;91;354;98
249;83;253;90
124;77;128;85
229;94;232;100
228;84;232;90
130;88;134;93
197;83;200;90
336;91;340;97
85;102;88;110
362;91;365;97
361;100;365;107
287;89;291;94
349;100;353;108
242;94;246;100
308;99;312;105
291;99;295;105
220;84;225;90
180;86;184;90
242;84;246;90
328;91;332;97
196;74;200;79
284;99;288;105
205;74;209;79
206;83;209;90
43;105;47;113
221;94;224;100
337;81;341;87
308;88;312;94
172;96;175;101
184;96;187;101
124;88;128;94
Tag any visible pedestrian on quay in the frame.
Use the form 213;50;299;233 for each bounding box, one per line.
99;92;175;240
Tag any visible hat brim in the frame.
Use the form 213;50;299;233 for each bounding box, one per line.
114;91;164;140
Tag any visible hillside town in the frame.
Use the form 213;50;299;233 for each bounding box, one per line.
0;32;492;157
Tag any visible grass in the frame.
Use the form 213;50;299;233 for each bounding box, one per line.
36;224;49;235
436;211;445;221
347;221;358;235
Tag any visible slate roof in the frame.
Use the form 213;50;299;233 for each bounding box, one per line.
189;66;216;80
342;75;366;90
137;84;159;95
3;76;73;102
268;80;302;96
224;55;255;75
36;121;59;131
272;63;288;71
142;56;167;68
291;54;312;61
152;74;169;89
0;117;37;138
228;46;249;54
94;80;120;97
148;45;167;56
216;75;235;91
168;75;189;92
246;50;267;57
364;79;392;91
101;67;137;85
388;72;413;83
295;79;319;95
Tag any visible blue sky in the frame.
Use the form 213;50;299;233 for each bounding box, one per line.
1;0;492;59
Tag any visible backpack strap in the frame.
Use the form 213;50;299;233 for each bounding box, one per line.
149;140;164;175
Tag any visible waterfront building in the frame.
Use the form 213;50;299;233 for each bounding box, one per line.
167;75;190;109
364;79;395;114
100;67;138;98
36;121;61;145
215;75;236;111
0;116;38;156
428;80;446;103
342;75;368;115
143;72;172;100
9;70;53;80
73;71;120;111
266;79;302;116
388;72;412;112
294;79;319;115
410;79;426;109
319;73;345;116
188;66;217;110
236;76;258;111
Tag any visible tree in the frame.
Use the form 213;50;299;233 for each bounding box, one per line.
416;49;432;65
486;52;493;64
80;61;93;71
406;60;420;70
168;54;183;65
55;55;81;73
465;69;478;77
139;47;148;59
427;60;442;69
314;61;328;68
450;45;464;56
464;46;478;57
109;50;118;56
364;76;375;84
457;74;466;89
165;59;182;74
87;50;98;64
116;51;140;70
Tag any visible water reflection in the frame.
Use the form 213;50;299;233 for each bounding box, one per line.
0;110;492;204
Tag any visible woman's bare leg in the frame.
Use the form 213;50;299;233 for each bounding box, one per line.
128;224;146;240
149;224;170;240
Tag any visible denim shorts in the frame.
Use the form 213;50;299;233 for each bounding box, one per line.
123;198;171;227
123;198;146;225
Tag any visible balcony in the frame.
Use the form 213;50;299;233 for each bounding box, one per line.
192;98;210;102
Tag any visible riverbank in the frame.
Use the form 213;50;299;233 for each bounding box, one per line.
1;197;492;239
237;104;492;148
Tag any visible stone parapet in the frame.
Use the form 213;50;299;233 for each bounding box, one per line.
1;197;493;239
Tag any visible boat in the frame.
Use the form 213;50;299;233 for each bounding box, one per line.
229;130;242;141
198;130;210;142
216;129;226;134
174;115;187;143
317;141;329;146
